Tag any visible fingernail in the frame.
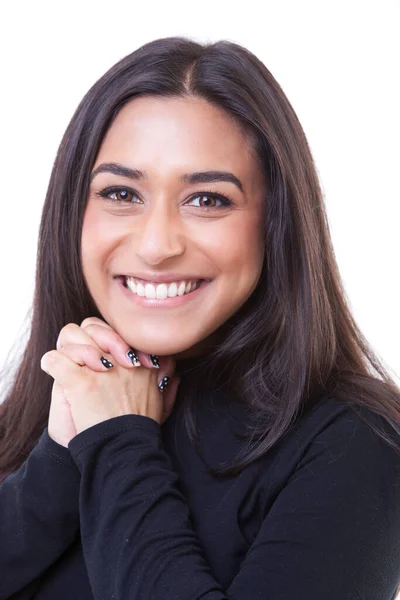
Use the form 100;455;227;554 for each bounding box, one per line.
126;349;141;367
158;375;169;392
150;354;160;368
100;356;114;369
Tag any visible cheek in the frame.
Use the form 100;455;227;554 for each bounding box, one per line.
206;215;264;276
81;217;100;275
81;207;118;272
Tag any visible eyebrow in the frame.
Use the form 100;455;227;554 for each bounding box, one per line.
90;162;244;193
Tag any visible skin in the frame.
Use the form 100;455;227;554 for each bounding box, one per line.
81;95;267;361
46;319;181;446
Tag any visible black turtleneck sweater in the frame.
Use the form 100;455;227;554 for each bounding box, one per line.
1;390;400;600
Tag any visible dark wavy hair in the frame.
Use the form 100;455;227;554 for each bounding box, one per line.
1;36;400;481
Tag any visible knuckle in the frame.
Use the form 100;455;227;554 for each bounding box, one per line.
83;323;124;349
80;323;97;335
42;350;55;364
80;317;108;329
63;322;80;334
85;344;102;359
80;317;98;329
82;322;112;344
62;343;78;354
57;323;80;349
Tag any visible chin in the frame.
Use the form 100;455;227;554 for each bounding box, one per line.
126;332;216;360
129;339;197;358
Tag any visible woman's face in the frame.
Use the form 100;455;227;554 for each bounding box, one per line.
81;95;266;360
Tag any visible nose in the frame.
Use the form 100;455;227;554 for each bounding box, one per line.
136;200;185;265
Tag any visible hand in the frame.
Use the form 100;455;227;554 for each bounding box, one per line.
48;381;78;448
49;318;140;447
44;318;180;446
76;318;180;426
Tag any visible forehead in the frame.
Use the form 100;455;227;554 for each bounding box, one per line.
95;96;260;178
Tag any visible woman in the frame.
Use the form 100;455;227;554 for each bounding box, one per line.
1;36;400;599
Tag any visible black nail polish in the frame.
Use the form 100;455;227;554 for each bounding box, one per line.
150;355;160;368
158;376;169;392
100;356;113;369
126;349;141;366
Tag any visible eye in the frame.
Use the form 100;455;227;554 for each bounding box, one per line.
186;192;233;210
96;186;139;204
95;186;234;209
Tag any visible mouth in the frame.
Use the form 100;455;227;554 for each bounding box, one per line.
114;275;210;308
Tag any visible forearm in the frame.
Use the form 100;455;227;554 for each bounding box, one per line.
0;429;80;599
69;415;227;600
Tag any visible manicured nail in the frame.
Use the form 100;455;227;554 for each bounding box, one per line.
126;349;141;366
100;356;113;369
150;354;160;368
158;376;169;392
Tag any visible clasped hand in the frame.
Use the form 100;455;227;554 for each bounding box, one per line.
40;317;180;447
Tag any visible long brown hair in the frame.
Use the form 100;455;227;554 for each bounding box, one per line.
1;36;400;481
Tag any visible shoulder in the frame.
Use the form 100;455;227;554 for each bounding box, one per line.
290;394;400;448
264;395;400;489
251;398;400;600
302;394;400;452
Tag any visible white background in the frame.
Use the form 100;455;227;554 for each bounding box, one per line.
0;0;399;390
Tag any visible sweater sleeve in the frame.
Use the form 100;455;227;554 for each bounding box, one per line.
68;411;400;600
0;429;81;600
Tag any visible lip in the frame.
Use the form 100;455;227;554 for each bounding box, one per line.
115;276;210;308
115;273;210;285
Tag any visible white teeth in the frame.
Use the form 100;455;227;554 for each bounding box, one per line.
136;282;145;296
125;277;200;299
167;283;178;297
145;283;156;299
156;284;168;299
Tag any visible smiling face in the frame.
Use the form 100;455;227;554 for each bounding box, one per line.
81;95;266;360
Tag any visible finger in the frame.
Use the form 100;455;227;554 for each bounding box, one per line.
57;323;103;352
80;317;175;375
80;323;141;369
40;349;83;389
80;317;114;330
57;344;115;371
155;357;178;396
58;322;138;369
160;374;180;424
134;352;176;374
